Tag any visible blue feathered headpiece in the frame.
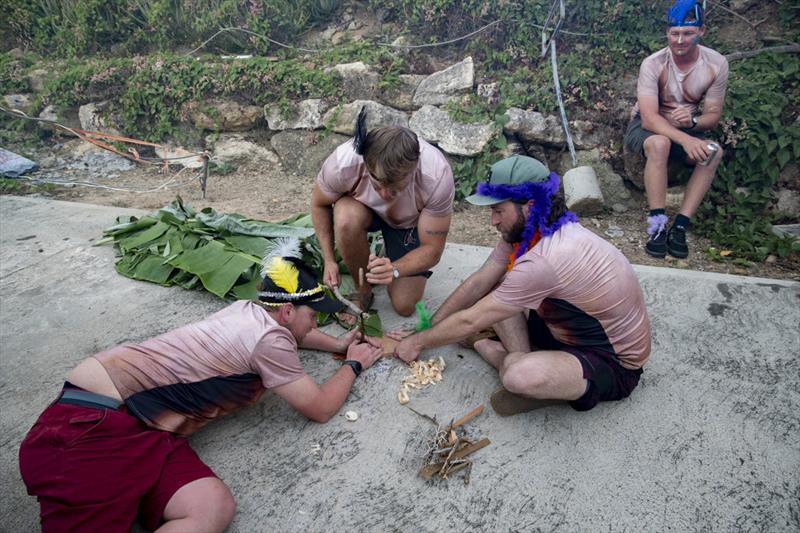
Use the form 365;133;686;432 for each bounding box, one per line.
476;170;578;259
668;0;703;27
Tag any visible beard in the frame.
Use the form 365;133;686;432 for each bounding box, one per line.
501;207;527;244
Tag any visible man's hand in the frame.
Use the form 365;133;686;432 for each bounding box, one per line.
365;254;394;286
337;329;381;353
680;136;711;163
385;328;415;341
395;334;424;363
323;259;341;288
669;106;693;129
345;340;384;370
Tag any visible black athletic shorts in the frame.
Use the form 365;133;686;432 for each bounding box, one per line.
527;311;643;411
367;211;433;278
624;113;706;162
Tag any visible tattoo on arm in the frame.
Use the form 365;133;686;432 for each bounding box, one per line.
425;229;449;236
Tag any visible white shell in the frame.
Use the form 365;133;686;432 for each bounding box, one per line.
344;410;359;421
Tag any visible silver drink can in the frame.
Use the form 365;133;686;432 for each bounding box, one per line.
701;142;720;166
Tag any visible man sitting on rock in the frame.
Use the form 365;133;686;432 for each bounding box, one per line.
19;238;383;532
624;0;728;258
395;155;651;415
311;110;454;318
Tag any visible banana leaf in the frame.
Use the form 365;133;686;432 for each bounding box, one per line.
100;197;382;330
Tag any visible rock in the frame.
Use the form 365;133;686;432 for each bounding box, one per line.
26;69;50;93
571;120;613;150
497;134;526;159
409;105;494;157
331;32;345;46
666;185;685;210
3;94;34;115
78;101;122;135
503;108;565;146
207;134;280;167
326;62;380;100
622;142;686;190
413;57;474;106
773;189;800;216
270;130;350;178
380;74;425;111
38;105;80;133
771;224;800;240
563;166;604;215
520;141;549;167
186;100;263;131
605;225;624;238
612;203;628;213
154;145;205;169
61;141;135;172
559;149;631;206
265;99;330;130
323;100;408;135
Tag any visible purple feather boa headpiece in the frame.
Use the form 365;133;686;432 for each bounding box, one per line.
476;170;578;258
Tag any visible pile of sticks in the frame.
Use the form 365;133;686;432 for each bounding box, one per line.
418;404;490;485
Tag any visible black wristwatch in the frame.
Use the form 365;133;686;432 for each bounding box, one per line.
343;360;363;377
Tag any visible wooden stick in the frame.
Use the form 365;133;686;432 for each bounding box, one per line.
417;439;490;480
331;285;366;317
451;404;484;430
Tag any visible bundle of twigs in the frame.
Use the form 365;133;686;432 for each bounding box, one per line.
418;405;490;485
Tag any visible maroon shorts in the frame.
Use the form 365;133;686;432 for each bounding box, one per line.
18;385;216;532
527;312;643;411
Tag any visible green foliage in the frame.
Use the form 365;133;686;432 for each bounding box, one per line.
0;52;33;94
695;53;800;261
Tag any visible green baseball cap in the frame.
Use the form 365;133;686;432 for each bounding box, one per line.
464;155;550;206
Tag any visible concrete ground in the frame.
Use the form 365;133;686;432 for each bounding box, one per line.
1;195;798;532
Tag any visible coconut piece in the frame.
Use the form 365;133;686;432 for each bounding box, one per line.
344;410;359;421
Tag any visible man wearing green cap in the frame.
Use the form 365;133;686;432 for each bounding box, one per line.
395;155;651;415
19;238;383;533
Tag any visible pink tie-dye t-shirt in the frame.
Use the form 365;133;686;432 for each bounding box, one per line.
316;138;454;229
489;223;651;370
632;45;728;120
94;300;305;436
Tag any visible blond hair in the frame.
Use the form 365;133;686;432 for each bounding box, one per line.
363;126;420;185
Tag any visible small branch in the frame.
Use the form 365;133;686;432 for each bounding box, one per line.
331;285;367;317
725;44;800;62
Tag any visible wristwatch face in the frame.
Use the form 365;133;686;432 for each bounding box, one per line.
392;267;400;279
691;116;698;127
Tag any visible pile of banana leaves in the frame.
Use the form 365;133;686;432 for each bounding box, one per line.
98;196;383;334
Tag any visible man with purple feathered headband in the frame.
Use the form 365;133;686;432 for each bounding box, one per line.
395;155;652;415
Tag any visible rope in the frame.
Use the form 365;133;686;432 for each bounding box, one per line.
16;166;203;194
183;18;608;57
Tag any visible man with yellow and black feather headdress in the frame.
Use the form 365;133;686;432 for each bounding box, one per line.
18;238;382;533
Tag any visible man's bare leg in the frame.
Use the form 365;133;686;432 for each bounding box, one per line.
642;135;672;210
332;197;373;307
158;477;235;533
490;350;587;416
472;312;530;370
679;145;723;218
387;275;427;317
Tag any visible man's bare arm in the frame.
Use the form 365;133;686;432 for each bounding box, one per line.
393;212;450;275
366;212;450;284
396;292;522;362
639;94;710;162
272;341;383;422
311;184;340;287
432;256;506;324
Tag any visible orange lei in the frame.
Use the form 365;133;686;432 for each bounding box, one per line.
506;231;541;272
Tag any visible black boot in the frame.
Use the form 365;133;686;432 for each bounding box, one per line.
667;224;689;258
645;214;668;258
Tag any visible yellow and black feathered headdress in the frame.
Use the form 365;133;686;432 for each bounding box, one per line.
257;238;342;313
